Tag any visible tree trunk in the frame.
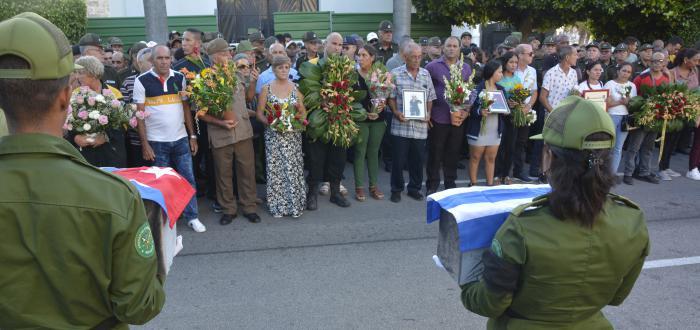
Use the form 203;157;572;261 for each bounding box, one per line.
143;0;168;44
515;15;534;42
393;0;411;42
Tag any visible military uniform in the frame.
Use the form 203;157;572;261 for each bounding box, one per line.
0;13;165;328
376;42;399;66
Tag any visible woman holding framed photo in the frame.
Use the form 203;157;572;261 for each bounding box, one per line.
466;60;506;186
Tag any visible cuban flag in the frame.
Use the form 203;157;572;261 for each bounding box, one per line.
102;166;195;228
427;184;551;252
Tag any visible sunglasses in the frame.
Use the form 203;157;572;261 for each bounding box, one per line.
237;64;250;69
652;59;664;63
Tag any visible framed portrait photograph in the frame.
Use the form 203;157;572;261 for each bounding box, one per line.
582;89;610;112
487;90;510;114
402;89;427;120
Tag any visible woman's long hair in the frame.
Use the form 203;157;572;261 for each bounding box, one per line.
548;132;616;227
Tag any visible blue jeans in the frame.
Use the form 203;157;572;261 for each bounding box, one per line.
609;115;629;174
149;137;198;220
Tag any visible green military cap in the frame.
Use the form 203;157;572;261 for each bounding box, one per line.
599;42;612;50
263;36;278;49
0;12;75;80
379;20;393;32
531;96;615;150
585;42;599;49
614;43;628;53
204;38;231;55
302;31;320;43
237;40;253;52
427;36;441;47
640;43;653;51
460;31;472;38
79;33;102;47
543;36;555;45
248;31;264;43
419;36;429;46
108;37;123;46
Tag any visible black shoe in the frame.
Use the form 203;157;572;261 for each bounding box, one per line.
306;185;318;211
426;189;437;196
244;213;261;223
636;174;660;184
219;214;236;225
407;190;424;201
456;162;466;169
623;175;634;185
514;174;532;183
330;193;351;207
384;162;392;173
211;201;223;213
390;191;401;203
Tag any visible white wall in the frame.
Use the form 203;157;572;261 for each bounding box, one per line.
109;0;217;17
452;24;481;46
319;0;399;13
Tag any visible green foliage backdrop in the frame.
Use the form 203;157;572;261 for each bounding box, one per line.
0;0;87;44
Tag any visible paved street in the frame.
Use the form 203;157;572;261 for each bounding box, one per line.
138;153;700;329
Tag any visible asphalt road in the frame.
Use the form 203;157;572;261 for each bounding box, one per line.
137;153;700;329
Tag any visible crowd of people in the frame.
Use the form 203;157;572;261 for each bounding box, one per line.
40;20;700;232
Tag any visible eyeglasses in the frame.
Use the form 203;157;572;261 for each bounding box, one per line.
524;52;534;56
652;59;664;64
237;64;250;69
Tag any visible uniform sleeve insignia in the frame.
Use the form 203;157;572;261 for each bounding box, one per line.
491;239;503;258
135;222;156;258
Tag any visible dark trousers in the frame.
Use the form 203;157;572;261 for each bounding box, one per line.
192;113;216;199
660;130;682;171
495;118;516;178
307;140;347;187
381;114;393;166
690;126;700;170
512;125;530;176
390;135;426;193
426;122;464;190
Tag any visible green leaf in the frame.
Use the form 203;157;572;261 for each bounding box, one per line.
303;91;321;111
299;62;321;82
299;79;321;95
350;105;368;122
352;90;367;102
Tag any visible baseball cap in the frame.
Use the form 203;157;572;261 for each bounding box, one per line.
599;42;612;50
614;43;628;53
460;31;472;38
205;38;232;55
237;40;253;52
108;37;123;46
531;96;615;150
285;40;299;49
366;32;379;42
427;37;441;47
248;31;264;43
543;36;555;45
585;42;599;49
0;12;75;79
302;31;320;43
419;37;429;46
79;33;102;47
343;36;359;46
379;20;393;32
640;43;653;51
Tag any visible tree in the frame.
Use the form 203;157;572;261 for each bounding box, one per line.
0;0;87;43
143;0;168;44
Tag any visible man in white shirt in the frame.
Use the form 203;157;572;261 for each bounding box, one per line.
513;44;539;182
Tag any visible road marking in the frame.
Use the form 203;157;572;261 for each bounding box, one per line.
643;256;700;269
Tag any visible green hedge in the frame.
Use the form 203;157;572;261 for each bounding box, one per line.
0;0;87;44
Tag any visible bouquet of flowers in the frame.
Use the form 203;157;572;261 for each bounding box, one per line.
182;61;238;119
509;84;533;127
65;87;144;142
632;84;700;133
619;84;632;98
478;90;495;134
265;100;308;133
444;54;475;126
299;55;368;148
368;64;393;116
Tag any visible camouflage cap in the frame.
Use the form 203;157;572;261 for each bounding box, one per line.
0;12;75;79
379;20;393;32
108;37;123;46
531;96;615;150
79;33;102;47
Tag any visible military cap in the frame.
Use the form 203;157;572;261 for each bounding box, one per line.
108;37;123;46
248;31;265;43
599;42;612;50
204;38;231;55
419;37;429;46
639;43;653;51
264;36;278;49
79;33;103;47
502;36;519;49
614;43;628;53
427;36;441;47
460;31;472;38
302;31;320;43
585;42;599;49
237;40;253;52
531;96;615;150
543;36;555;45
379;20;393;32
0;12;75;79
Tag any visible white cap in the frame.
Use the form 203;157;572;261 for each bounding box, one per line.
146;41;158;48
366;32;379;42
285;40;300;49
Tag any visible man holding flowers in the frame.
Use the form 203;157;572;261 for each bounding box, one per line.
425;36;472;194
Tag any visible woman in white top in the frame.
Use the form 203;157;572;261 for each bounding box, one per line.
604;62;637;175
576;61;605;93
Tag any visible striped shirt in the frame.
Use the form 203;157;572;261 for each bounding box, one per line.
132;69;187;142
389;65;437;139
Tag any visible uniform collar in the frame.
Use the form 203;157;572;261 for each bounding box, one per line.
0;133;89;165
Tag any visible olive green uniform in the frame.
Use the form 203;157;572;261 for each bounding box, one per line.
0;134;166;329
461;194;649;330
0;108;7;137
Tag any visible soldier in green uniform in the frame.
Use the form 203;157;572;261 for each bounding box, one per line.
460;96;649;329
375;20;399;65
0;13;165;328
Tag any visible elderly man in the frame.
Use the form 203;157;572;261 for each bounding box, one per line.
121;47;153;168
388;41;437;202
78;33;121;88
305;32;352;210
253;43;298;95
424;36;470;194
111;51;127;71
133;45;204;232
197;38;261;225
376;20;398;65
513;44;539;182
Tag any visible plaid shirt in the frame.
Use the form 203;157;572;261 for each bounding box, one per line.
389;65;437;139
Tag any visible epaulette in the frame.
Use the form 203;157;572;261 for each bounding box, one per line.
511;194;549;217
608;193;640;210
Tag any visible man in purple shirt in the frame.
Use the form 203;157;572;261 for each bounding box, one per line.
425;36;472;194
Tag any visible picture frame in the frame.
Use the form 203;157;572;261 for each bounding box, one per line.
582;89;609;112
486;90;510;114
402;89;428;120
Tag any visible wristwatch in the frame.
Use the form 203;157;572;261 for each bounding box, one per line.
189;135;197;140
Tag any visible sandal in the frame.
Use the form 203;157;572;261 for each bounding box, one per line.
355;188;367;201
369;186;384;200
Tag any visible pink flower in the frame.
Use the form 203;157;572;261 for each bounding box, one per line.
102;89;113;96
75;97;84;104
78;110;88;119
98;115;109;125
87;97;96;106
129;117;138;128
62;123;73;131
135;110;146;120
79;86;90;93
111;99;121;108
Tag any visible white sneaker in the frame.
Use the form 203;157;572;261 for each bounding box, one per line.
665;168;681;177
319;182;330;196
686;168;700;181
187;219;206;233
339;183;348;196
657;170;672;181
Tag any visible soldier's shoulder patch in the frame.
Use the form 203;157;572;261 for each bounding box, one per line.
609;193;640;209
491;239;503;258
135;222;155;258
